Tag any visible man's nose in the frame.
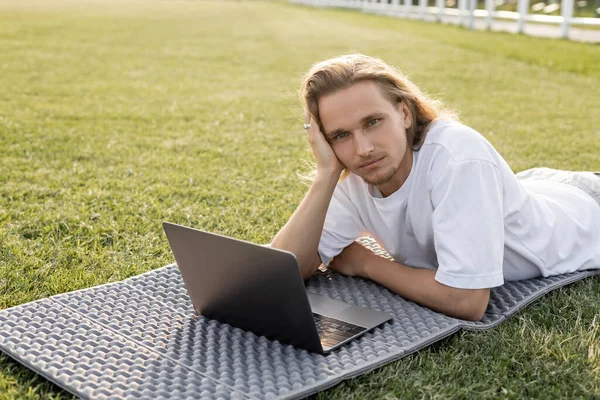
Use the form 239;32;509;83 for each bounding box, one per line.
355;131;374;156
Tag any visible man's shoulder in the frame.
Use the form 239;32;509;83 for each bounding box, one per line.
424;120;483;146
422;120;497;164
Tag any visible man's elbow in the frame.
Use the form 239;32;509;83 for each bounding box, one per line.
269;241;320;280
457;305;486;322
300;264;319;281
454;289;490;321
298;255;322;281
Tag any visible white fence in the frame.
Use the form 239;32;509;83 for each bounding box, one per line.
290;0;600;39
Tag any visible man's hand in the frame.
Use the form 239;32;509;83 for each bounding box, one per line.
304;110;344;178
328;241;374;277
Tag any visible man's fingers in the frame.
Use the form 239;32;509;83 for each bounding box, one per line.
303;109;311;125
304;114;320;145
301;109;343;176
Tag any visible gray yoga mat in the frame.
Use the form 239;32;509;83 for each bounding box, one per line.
1;238;598;400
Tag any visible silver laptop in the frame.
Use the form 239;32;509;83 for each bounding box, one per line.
163;222;392;354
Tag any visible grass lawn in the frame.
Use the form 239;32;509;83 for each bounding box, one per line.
1;0;599;398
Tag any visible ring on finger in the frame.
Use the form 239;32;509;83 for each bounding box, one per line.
303;123;311;130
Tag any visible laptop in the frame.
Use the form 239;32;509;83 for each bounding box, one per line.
162;222;393;354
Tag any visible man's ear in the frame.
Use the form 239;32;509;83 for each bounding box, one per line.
398;100;412;129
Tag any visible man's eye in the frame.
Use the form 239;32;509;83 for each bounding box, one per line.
368;118;380;127
334;132;349;140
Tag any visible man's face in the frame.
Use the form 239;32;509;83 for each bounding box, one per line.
318;80;413;196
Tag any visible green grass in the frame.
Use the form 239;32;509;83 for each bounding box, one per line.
0;0;599;398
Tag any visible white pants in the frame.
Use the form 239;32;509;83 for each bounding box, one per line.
516;168;600;209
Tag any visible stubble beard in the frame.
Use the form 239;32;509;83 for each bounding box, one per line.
347;153;398;187
360;164;398;186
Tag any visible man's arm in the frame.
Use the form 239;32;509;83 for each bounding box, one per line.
271;174;339;280
270;113;344;280
330;242;490;321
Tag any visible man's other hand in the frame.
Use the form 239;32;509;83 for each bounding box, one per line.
328;241;373;277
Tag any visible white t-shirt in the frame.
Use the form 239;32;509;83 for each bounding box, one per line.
318;120;600;289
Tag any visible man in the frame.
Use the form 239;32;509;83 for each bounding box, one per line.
270;54;600;321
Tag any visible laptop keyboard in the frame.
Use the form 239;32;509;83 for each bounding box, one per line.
313;313;367;349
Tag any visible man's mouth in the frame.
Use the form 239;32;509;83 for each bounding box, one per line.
359;157;384;169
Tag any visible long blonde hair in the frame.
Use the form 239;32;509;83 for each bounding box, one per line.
300;54;457;153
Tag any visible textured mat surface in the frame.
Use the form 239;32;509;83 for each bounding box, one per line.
1;238;598;399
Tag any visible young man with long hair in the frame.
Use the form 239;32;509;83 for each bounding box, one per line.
271;54;600;321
